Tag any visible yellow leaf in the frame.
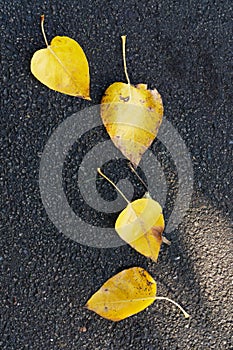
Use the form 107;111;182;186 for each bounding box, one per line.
97;168;165;262
85;267;190;321
115;198;164;261
100;36;163;166
85;267;156;321
31;15;90;99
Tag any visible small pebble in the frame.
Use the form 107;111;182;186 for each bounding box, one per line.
79;326;87;333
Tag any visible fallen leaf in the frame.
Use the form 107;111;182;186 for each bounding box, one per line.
85;267;156;321
85;267;190;321
101;36;163;166
115;197;164;261
98;168;164;262
31;15;90;99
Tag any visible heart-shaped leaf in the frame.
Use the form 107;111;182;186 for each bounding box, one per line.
101;82;163;166
115;197;164;262
85;267;190;321
98;168;164;262
101;36;163;166
31;15;90;99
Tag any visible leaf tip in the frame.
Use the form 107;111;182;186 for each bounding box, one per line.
76;94;91;101
84;96;92;101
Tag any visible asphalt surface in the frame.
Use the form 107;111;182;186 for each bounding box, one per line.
1;1;233;349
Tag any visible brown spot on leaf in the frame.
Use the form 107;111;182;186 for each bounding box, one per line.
120;95;130;102
151;226;163;243
146;280;153;287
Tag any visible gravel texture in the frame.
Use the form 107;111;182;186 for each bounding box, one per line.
1;1;232;349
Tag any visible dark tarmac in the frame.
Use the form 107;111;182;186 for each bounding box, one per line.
1;1;232;349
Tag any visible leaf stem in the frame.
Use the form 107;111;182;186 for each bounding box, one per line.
156;296;190;319
121;35;130;85
97;168;130;204
128;163;171;245
121;35;132;100
128;162;148;191
41;14;49;47
162;236;171;245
